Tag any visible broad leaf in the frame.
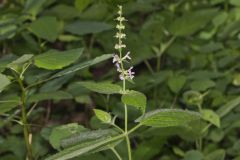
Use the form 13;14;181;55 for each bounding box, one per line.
34;48;83;70
65;21;112;35
0;95;19;114
45;135;123;160
74;0;92;11
170;9;218;36
121;90;147;113
93;109;111;123
49;123;87;150
28;91;73;103
190;79;215;91
201;109;220;128
183;150;203;160
217;96;240;118
24;0;48;16
0;74;10;93
205;149;225;160
78;81;121;94
52;54;112;78
168;75;186;93
61;129;117;148
136;109;201;128
29;16;60;42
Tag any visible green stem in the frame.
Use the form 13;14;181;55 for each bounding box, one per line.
110;147;122;160
17;77;33;160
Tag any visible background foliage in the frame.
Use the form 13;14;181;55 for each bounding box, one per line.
1;0;240;160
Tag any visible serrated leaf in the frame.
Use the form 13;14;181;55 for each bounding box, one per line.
78;81;121;94
61;129;117;148
136;109;201;128
65;21;112;35
52;54;112;78
45;134;124;160
0;74;10;93
34;48;83;70
121;90;147;113
93;109;111;123
168;75;186;93
28;91;73;103
29;16;60;42
201;109;220;128
49;123;87;150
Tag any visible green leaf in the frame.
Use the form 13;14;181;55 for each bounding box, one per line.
0;95;19;114
233;73;240;86
74;0;92;12
34;48;83;70
61;129;117;149
46;135;122;160
183;150;203;160
0;74;10;93
121;90;147;113
0;18;17;40
78;81;121;94
52;54;112;78
93;109;111;123
170;9;218;36
230;0;240;6
190;79;215;91
24;0;47;17
29;16;60;42
65;21;112;35
168;75;186;93
217;96;240;118
205;149;225;160
201;109;220;128
8;54;33;67
136;109;201;128
28;91;73;103
49;123;87;150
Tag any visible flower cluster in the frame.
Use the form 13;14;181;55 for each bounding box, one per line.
113;5;135;81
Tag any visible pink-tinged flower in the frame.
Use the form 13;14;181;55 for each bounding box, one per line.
127;67;135;79
112;54;120;63
115;63;121;72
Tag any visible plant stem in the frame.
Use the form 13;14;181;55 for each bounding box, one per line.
110;147;122;160
17;77;33;160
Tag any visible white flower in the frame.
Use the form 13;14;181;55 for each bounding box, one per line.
115;63;121;72
122;51;131;61
115;33;126;39
116;24;125;30
112;54;120;63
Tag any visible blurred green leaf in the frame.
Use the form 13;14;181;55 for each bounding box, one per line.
65;21;112;35
34;48;83;70
183;150;203;160
29;16;60;42
74;0;92;12
170;9;218;36
205;149;225;160
122;90;147;113
190;79;215;91
28;91;73;103
78;81;121;94
0;74;10;93
0;95;19;114
168;75;186;93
